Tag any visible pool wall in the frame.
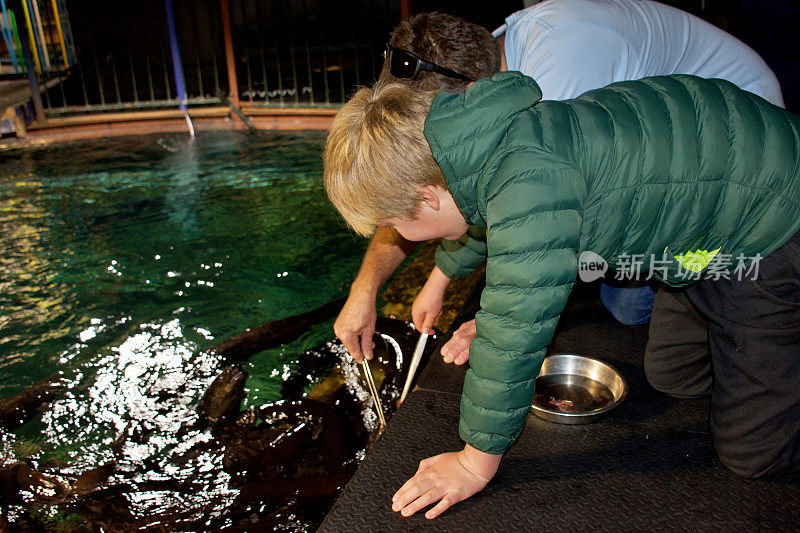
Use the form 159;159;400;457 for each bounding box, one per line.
8;107;336;146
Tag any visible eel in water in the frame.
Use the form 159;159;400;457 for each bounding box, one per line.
0;375;64;429
196;365;248;426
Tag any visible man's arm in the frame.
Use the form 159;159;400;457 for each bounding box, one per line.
334;226;418;361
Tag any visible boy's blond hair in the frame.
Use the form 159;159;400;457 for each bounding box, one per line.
323;82;446;236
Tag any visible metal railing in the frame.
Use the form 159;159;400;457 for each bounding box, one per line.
26;0;399;116
3;0;737;119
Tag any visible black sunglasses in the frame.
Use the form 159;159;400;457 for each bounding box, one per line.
384;43;474;82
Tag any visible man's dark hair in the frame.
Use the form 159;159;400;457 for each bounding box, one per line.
380;12;502;93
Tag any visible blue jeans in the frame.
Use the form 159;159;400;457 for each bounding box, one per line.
599;281;656;325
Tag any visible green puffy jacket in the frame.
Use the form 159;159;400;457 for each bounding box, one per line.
425;71;800;454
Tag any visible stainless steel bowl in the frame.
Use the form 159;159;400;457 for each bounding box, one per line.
530;354;627;425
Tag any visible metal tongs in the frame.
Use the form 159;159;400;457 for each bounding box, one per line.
361;358;387;429
398;332;429;405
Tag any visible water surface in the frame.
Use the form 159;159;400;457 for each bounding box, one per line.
0;131;371;529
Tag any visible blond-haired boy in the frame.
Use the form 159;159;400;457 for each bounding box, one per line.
324;72;800;518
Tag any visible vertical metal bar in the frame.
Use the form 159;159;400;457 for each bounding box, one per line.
77;69;89;107
127;41;139;103
138;7;156;102
349;1;360;88
335;6;346;103
206;0;220;96
268;0;284;105
20;0;41;73
285;0;299;106
239;0;254;103
367;1;376;81
41;2;68;104
9;9;25;72
30;0;51;70
220;0;239;106
401;0;411;20
319;1;330;104
59;3;89;107
145;49;156;102
57;62;67;106
17;15;45;122
161;48;172;100
124;2;139;103
302;0;314;105
41;0;62;68
42;74;52;109
49;0;68;67
55;0;75;65
76;54;90;107
104;9;122;104
190;1;204;97
154;0;170;99
34;1;54;108
86;17;105;105
255;0;270;104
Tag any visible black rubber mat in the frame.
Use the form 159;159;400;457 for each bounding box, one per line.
319;281;800;531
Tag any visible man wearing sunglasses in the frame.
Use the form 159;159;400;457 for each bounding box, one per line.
334;0;783;367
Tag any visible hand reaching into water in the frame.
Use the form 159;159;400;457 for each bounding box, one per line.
392;445;501;519
334;227;419;362
334;289;376;362
440;319;476;365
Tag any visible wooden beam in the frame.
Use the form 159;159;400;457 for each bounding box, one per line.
220;0;240;107
401;0;411;20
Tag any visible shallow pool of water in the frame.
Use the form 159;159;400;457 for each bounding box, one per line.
0;131;373;529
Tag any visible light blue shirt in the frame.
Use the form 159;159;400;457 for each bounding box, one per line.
494;0;784;106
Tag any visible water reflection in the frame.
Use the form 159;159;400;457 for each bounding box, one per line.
2;315;420;530
163;138;201;235
0;132;379;530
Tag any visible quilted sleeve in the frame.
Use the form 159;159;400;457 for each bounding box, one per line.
459;150;584;454
435;225;487;279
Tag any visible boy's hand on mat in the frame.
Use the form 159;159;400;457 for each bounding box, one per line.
440;319;475;365
392;445;501;519
334;290;376;362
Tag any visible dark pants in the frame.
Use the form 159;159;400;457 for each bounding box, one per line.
645;230;800;479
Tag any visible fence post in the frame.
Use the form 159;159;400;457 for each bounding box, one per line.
17;16;46;124
220;0;239;107
401;0;411;20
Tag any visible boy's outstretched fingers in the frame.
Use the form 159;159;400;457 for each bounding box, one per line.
440;319;476;364
391;449;495;519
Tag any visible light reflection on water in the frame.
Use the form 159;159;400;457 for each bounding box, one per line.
0;132;374;529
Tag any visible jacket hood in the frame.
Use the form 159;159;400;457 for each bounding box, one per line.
423;71;543;225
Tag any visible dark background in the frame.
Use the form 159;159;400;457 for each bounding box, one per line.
3;0;797;112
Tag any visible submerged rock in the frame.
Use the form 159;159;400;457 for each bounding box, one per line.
222;399;349;476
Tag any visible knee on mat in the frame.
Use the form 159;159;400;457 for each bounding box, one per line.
643;361;710;399
715;442;800;480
